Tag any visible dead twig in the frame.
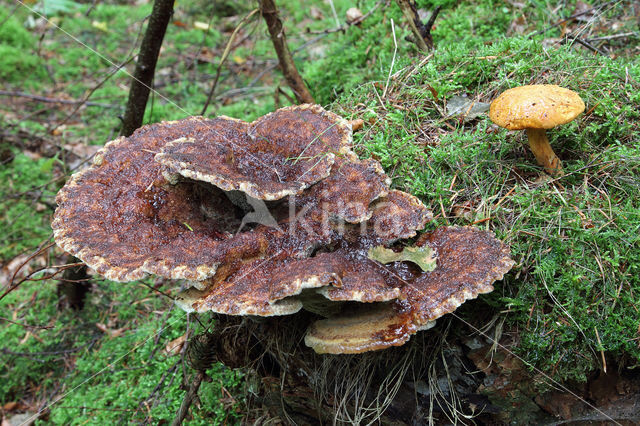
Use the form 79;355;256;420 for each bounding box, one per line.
259;0;314;104
0;90;120;109
201;8;259;115
586;31;638;42
171;371;206;426
395;0;440;51
51;55;136;135
2;239;55;293
564;33;608;55
528;0;624;37
0;345;87;358
0;316;55;330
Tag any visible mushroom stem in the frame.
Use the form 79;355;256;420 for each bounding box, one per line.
525;128;564;176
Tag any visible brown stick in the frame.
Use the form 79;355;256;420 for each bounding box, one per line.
120;0;175;137
0;90;119;109
526;128;564;176
57;255;91;310
395;0;440;51
201;9;259;116
259;0;314;104
170;371;205;426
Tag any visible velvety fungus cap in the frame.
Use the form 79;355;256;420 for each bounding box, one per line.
489;84;585;130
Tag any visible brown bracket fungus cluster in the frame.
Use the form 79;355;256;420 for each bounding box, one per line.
489;84;585;176
53;104;515;355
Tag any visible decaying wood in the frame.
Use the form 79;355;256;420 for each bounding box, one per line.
259;0;314;104
121;0;175;137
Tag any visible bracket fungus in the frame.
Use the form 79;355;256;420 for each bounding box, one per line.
53;104;515;355
52;117;269;282
489;84;585;176
156;105;353;200
305;227;515;354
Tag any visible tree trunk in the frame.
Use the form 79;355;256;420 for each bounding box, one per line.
57;255;91;310
259;0;314;104
120;0;175;137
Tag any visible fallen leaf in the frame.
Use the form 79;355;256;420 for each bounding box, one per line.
96;323;127;338
2;402;18;412
193;21;210;31
309;6;323;20
346;7;363;24
349;119;364;131
3;412;37;426
446;95;490;121
0;254;47;288
164;334;187;356
426;85;439;101
508;15;527;36
91;20;108;32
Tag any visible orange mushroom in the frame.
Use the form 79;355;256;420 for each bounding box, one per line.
489;84;585;176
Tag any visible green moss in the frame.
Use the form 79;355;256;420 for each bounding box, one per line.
334;36;640;382
0;152;58;260
0;10;46;84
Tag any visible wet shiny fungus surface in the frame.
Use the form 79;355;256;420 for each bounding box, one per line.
174;247;404;316
298;157;391;223
362;190;433;242
156;104;352;200
53;117;268;282
303;226;515;353
52;105;515;355
403;226;515;326
304;303;416;354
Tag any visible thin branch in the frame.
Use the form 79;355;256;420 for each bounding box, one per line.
246;0;384;89
0;90;120;109
50;55;136;134
259;0;314;104
201;8;259;115
0;316;55;330
395;0;439;51
171;371;205;426
586;31;638;42
528;0;623;37
564;33;608;55
7;241;55;289
0;346;86;358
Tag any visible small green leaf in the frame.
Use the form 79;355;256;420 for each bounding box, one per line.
40;157;57;173
367;245;437;272
182;222;193;231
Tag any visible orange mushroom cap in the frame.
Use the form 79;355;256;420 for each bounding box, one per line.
489;84;585;130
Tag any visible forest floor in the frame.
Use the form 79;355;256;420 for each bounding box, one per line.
1;0;639;424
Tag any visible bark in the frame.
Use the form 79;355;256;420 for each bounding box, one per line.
171;371;205;426
259;0;314;104
120;0;175;137
57;256;91;310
